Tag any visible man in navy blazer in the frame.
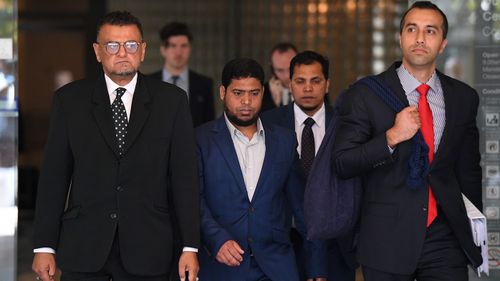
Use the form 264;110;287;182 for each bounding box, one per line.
262;51;356;281
196;58;326;280
150;22;214;127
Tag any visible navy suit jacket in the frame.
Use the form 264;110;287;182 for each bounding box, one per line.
261;103;358;280
149;69;214;127
332;62;482;274
196;116;325;280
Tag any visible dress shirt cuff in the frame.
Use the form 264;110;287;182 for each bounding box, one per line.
182;247;198;253
387;145;395;154
34;247;56;254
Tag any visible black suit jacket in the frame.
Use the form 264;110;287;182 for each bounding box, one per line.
33;73;200;276
150;69;214;127
332;62;482;274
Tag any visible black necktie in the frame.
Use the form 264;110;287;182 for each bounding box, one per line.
171;75;179;86
112;87;128;155
301;117;315;177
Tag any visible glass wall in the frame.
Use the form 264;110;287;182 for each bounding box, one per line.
0;0;18;280
428;0;500;280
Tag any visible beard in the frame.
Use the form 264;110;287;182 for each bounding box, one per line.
224;105;260;127
112;69;137;77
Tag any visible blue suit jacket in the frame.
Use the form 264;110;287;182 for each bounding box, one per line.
261;103;357;281
196;116;324;280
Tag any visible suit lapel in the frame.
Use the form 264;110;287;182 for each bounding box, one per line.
284;104;295;130
432;72;455;165
325;103;333;125
251;122;277;202
383;62;410;107
123;74;151;154
92;75;121;158
212;117;247;193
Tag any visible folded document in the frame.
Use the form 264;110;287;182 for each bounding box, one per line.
462;194;489;277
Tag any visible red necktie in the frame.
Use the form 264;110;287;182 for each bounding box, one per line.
417;84;437;227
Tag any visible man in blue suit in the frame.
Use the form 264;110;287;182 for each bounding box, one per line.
262;51;356;281
196;58;326;280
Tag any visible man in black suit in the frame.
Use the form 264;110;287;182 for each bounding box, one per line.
262;51;355;281
333;2;482;280
261;42;298;112
31;11;200;281
150;22;214;127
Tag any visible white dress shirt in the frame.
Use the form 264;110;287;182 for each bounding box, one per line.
224;114;266;202
104;73;137;121
294;102;326;156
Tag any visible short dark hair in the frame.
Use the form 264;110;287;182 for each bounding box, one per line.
270;42;298;57
399;1;448;39
290;50;329;80
159;22;193;46
221;58;265;89
96;11;143;40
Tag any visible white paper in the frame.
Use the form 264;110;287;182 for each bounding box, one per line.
0;38;13;60
462;193;489;276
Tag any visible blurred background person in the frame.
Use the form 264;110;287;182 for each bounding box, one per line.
150;21;215;127
261;42;297;112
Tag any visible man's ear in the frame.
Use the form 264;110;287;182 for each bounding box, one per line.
93;43;101;62
219;85;226;101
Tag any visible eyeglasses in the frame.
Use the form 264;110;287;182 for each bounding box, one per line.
98;41;142;55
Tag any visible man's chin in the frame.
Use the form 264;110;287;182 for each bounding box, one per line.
227;114;258;127
113;70;137;77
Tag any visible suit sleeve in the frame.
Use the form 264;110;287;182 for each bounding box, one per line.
169;94;201;249
455;90;482;210
284;145;328;278
33;91;74;250
332;85;394;179
197;144;233;256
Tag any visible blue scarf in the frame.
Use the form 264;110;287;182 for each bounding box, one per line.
358;76;430;190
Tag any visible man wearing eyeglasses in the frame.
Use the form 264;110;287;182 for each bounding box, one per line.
31;11;200;281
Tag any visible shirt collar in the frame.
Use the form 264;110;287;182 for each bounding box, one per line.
397;64;438;94
162;68;189;82
104;72;138;96
293;102;325;127
224;113;265;139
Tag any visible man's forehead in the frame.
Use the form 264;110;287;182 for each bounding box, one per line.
229;77;262;87
98;24;142;38
404;8;444;27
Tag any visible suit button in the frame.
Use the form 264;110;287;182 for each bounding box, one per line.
422;207;428;212
249;206;255;213
116;186;123;192
110;213;118;219
248;237;253;243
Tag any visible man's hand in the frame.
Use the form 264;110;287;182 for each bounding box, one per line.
178;251;199;281
216;240;244;266
307;278;327;281
32;253;56;281
268;76;283;106
386;105;421;148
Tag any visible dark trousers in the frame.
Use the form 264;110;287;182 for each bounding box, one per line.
292;228;355;281
362;212;469;281
61;234;169;281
